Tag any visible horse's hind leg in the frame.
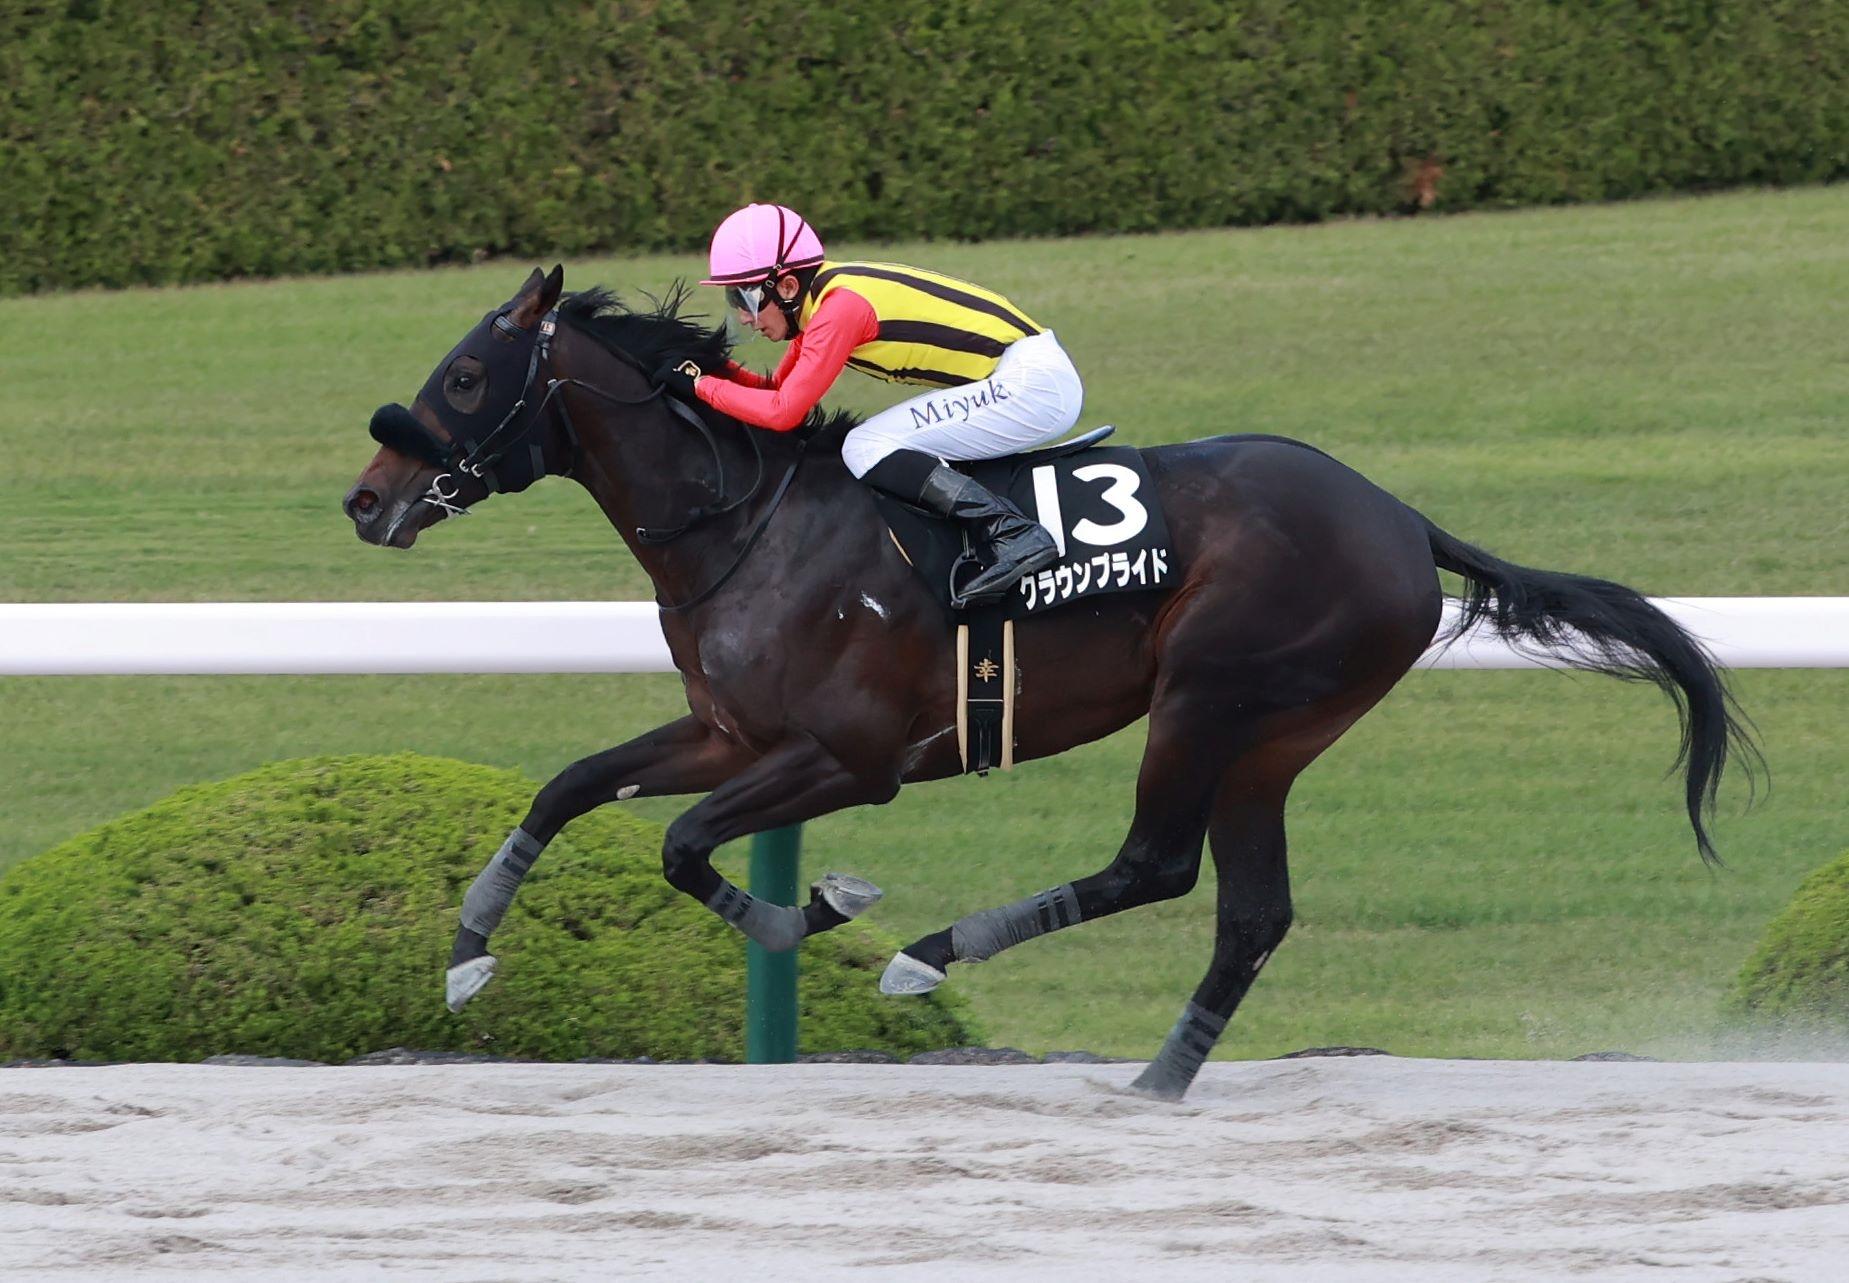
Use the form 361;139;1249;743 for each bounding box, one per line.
882;694;1236;993
1129;759;1294;1100
1129;700;1391;1100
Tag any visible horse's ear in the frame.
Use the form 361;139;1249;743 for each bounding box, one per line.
509;265;565;326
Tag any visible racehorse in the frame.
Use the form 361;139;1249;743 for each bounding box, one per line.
343;267;1757;1099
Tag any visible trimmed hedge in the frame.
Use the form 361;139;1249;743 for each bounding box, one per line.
1732;850;1849;1033
0;753;977;1063
3;2;1845;295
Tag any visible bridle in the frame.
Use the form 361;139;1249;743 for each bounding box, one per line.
370;303;805;612
367;308;576;512
457;311;571;486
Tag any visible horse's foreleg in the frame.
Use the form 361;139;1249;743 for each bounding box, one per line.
446;716;749;1011
660;733;899;952
882;699;1226;994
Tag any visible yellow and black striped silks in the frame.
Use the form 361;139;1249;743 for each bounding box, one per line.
799;261;1042;388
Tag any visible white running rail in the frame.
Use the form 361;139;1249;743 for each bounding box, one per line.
0;598;1844;675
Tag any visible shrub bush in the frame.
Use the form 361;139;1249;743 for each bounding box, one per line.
1732;850;1849;1031
0;753;976;1062
3;1;1845;294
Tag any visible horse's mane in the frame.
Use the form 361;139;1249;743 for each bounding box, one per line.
557;283;859;447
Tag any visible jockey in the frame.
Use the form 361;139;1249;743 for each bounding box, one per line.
654;203;1077;603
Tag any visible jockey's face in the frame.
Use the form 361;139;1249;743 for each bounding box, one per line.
734;273;803;343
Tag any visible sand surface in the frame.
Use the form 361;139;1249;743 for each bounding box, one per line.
1;1058;1845;1281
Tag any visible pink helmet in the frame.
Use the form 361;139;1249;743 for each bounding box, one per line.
700;203;826;286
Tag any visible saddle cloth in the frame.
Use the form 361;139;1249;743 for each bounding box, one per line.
869;427;1176;777
870;426;1175;619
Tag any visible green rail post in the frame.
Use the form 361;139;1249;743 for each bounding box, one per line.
745;825;802;1064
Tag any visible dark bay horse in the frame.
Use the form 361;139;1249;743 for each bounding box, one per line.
343;267;1756;1099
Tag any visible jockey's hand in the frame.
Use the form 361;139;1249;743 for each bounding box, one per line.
652;360;702;401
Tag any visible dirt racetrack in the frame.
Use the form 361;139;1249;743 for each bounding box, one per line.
1;1057;1845;1281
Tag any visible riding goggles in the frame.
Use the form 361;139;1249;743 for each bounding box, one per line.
724;282;769;322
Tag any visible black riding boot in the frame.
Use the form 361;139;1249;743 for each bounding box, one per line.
863;448;1059;602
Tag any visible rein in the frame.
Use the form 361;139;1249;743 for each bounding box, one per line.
530;319;807;612
537;364;762;545
537;367;807;611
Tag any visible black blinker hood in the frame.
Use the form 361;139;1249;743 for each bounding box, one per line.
366;303;565;496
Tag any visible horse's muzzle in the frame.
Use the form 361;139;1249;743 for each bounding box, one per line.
342;482;419;548
343;481;380;526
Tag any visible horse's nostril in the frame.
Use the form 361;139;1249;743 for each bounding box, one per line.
344;486;380;521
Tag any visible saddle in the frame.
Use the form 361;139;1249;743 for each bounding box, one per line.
869;426;1176;775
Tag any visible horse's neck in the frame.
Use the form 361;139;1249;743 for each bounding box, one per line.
557;334;816;604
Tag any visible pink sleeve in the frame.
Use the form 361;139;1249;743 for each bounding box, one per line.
719;359;774;391
695;290;879;432
768;341;805;388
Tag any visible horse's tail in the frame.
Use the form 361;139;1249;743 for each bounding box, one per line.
1420;515;1761;865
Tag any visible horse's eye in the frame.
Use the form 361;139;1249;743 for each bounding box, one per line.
455;373;475;390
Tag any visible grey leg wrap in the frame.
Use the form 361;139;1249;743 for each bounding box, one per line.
950;884;1081;963
460;827;544;937
1132;1002;1228;1100
705;881;807;953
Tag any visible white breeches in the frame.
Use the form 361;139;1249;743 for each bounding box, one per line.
840;331;1084;478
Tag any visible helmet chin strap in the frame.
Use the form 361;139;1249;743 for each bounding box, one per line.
767;267;814;328
772;281;802;326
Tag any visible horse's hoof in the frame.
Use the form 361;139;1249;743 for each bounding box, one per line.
879;951;946;995
445;954;497;1013
815;873;883;919
1124;1067;1190;1103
